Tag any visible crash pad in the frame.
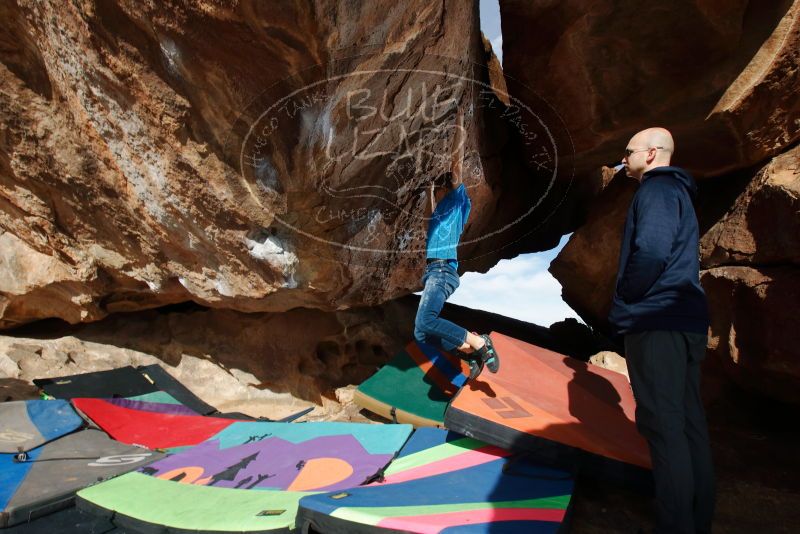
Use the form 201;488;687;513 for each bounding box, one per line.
355;341;469;427
0;400;83;454
71;397;235;450
1;429;161;528
76;422;413;533
444;333;651;486
296;427;574;533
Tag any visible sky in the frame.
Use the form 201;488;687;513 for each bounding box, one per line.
448;234;581;327
480;0;503;64
439;0;581;327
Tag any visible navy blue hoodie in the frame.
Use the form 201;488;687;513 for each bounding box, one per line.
609;166;709;335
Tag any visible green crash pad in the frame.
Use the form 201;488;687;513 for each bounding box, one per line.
78;472;307;533
355;341;469;427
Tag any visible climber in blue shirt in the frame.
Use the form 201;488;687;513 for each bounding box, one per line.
413;109;500;380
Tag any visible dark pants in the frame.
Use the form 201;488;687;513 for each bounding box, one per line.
625;331;715;534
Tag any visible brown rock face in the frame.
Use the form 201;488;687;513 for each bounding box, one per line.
549;168;636;328
500;0;800;178
532;1;800;401
702;266;800;404
1;1;571;327
1;296;420;417
699;146;800;402
701;145;800;268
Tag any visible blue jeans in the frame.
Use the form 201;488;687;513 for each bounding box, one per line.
414;262;468;352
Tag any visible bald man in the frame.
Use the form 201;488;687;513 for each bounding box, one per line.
610;128;714;534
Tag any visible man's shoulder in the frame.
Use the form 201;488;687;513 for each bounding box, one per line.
637;173;684;198
632;174;686;215
641;166;694;190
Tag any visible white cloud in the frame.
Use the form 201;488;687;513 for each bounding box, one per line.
449;255;580;327
445;235;582;327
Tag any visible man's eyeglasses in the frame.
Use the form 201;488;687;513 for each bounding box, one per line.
624;146;665;158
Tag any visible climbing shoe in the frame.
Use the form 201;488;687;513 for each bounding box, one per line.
455;349;483;380
467;356;484;380
476;334;500;373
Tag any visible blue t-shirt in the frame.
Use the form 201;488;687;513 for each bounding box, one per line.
426;183;471;269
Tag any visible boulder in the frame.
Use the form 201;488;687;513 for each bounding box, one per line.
500;0;800;178
702;266;800;404
588;351;629;380
1;0;564;327
0;295;419;418
701;144;800;267
549;169;637;329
